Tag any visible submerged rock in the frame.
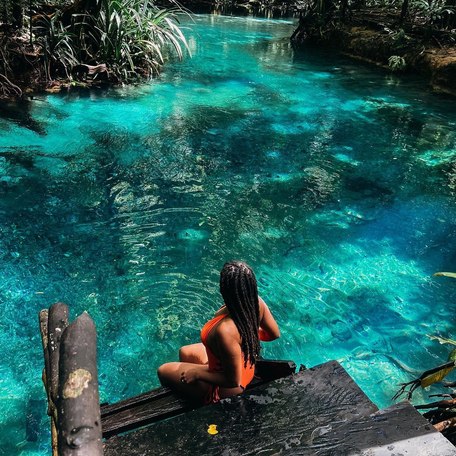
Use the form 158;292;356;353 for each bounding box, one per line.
177;229;209;241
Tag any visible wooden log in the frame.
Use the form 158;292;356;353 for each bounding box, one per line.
39;309;58;456
48;303;69;405
57;312;102;456
416;397;456;410
39;309;50;397
435;416;456;432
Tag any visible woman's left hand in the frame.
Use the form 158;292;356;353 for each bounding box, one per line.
180;368;199;384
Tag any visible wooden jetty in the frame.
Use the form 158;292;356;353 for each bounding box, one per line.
104;361;456;456
39;303;456;455
100;358;296;439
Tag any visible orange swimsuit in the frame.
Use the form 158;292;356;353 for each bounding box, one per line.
200;314;255;404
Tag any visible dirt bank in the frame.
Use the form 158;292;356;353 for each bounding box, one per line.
297;25;456;96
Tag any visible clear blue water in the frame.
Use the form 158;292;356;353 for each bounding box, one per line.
1;13;456;455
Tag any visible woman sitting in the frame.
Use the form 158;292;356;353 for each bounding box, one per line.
157;260;280;404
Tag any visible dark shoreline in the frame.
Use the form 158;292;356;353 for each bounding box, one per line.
2;6;456;99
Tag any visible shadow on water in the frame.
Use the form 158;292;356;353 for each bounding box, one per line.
0;99;46;135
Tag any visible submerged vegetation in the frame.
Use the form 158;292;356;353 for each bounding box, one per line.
392;273;456;444
0;0;189;97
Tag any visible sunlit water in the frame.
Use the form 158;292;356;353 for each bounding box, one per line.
1;14;456;455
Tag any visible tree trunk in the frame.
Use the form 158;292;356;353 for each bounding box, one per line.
57;312;103;456
399;0;409;25
12;1;23;28
340;0;348;21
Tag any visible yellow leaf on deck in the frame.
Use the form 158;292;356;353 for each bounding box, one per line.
207;424;218;435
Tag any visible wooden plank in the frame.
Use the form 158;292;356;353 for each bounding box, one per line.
101;359;296;439
313;401;456;456
102;394;195;438
103;361;379;456
101;387;173;418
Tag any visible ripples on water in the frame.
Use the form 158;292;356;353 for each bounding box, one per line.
1;14;456;454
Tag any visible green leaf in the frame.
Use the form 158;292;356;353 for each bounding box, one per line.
449;349;456;362
433;272;456;279
421;362;456;388
428;335;456;346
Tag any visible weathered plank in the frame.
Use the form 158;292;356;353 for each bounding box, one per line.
47;303;69;404
102;393;194;438
313;401;456;456
103;360;379;455
39;308;57;455
101;387;174;418
101;359;296;438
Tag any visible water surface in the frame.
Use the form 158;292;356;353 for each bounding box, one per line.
1;14;456;455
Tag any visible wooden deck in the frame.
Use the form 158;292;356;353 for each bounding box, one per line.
101;359;297;438
103;360;456;455
103;361;423;454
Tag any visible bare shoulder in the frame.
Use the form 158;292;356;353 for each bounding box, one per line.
215;318;239;339
259;296;267;317
212;318;241;351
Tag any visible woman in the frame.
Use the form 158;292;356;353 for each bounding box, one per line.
157;260;280;404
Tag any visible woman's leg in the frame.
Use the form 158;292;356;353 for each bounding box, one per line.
157;361;210;402
179;343;208;364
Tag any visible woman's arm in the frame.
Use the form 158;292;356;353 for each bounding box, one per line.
259;296;280;341
181;364;240;388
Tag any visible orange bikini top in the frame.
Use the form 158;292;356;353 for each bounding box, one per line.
201;314;228;372
200;314;255;388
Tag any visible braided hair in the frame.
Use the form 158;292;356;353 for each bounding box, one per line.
219;261;260;367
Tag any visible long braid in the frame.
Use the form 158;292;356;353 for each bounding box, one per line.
220;261;260;367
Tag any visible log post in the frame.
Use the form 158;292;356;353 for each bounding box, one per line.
48;303;70;406
41;303;70;456
39;309;58;456
57;312;103;455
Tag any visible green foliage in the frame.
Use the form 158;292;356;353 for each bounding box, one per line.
1;0;190;84
80;0;190;81
35;11;79;80
429;334;456;345
1;0;25;28
388;55;407;71
410;0;455;26
293;0;456;36
434;271;456;279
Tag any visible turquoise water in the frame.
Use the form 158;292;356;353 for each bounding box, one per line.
1;13;456;454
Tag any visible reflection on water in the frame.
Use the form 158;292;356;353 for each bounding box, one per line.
0;14;456;455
